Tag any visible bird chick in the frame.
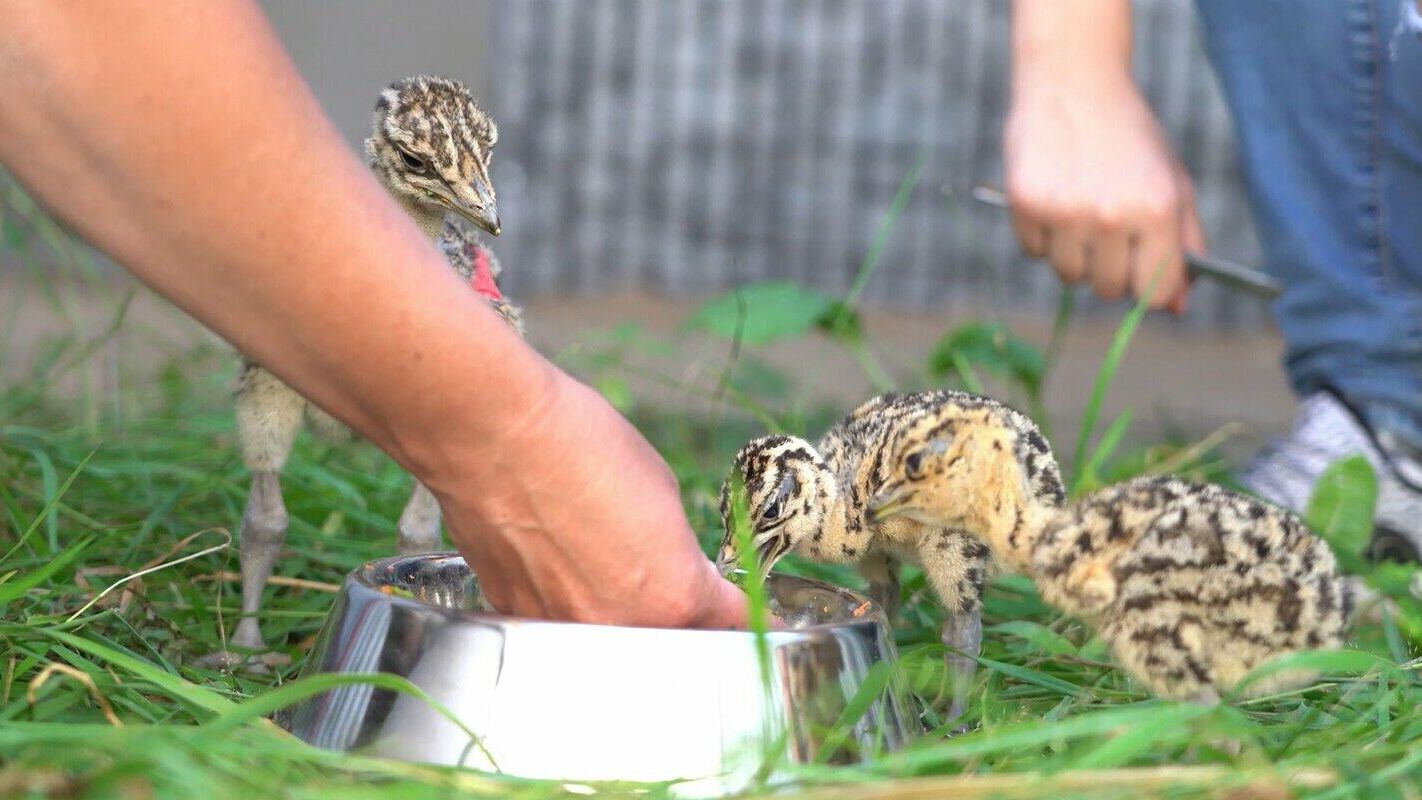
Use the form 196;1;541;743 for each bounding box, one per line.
440;216;524;333
212;76;518;670
867;409;1356;703
715;391;1065;722
365;75;501;238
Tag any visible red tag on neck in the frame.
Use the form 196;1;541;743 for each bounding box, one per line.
469;248;503;302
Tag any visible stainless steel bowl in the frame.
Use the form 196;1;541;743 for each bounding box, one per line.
284;554;919;793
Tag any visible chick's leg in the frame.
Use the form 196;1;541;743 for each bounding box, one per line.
235;471;290;651
397;481;442;554
203;365;303;669
917;529;990;728
857;551;900;621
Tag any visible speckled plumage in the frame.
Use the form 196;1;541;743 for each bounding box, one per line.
365;75;500;239
716;390;1064;721
439;217;524;333
1032;476;1354;701
213;77;518;669
869;406;1356;703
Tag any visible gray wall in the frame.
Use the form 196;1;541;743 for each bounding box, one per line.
16;2;1266;329
261;1;494;145
479;0;1264;327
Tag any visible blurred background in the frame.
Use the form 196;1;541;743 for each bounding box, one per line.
0;0;1293;454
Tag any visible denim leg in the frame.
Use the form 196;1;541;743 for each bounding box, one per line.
1196;0;1422;444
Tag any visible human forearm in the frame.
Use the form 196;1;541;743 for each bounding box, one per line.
0;1;548;481
0;1;753;628
1004;0;1200;312
1011;0;1133;91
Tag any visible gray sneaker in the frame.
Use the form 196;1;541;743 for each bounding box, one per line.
1239;389;1422;561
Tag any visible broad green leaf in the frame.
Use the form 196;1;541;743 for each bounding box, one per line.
594;375;633;413
927;321;1044;396
1305;455;1377;559
686;281;836;345
728;355;794;404
2;211;25;251
815;300;864;344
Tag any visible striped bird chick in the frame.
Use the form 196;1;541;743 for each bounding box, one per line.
716;391;1064;722
210;76;522;671
866;409;1356;703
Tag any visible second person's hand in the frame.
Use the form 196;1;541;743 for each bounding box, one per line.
1003;11;1205;314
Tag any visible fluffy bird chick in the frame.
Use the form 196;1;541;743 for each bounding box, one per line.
868;410;1356;703
212;77;518;670
366;75;501;238
715;391;1065;722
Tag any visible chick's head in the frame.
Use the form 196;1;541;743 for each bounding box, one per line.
715;435;831;579
866;410;1032;555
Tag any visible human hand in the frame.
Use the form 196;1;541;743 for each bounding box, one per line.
430;373;753;629
1003;66;1204;313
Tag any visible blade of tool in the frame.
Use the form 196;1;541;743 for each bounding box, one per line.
970;185;1282;300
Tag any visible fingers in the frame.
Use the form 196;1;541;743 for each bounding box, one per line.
1016;190;1192;312
1014;203;1135;303
1044;218;1089;286
1131;223;1184;311
1010;206;1048;259
1169;171;1206;316
1178;177;1208;256
1086;225;1132;302
1130;172;1200;312
687;566;756;630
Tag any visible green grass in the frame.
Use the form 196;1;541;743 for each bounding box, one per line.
4;178;1422;799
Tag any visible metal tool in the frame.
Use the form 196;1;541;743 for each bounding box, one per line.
971;184;1282;300
284;554;920;795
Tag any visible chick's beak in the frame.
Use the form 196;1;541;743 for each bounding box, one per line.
468;176;501;236
427;179;501;237
714;541;740;576
444;196;500;237
865;490;909;525
716;532;792;581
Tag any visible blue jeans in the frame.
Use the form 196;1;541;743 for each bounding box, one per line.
1196;0;1422;444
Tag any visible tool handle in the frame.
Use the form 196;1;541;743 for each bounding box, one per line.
970;185;1281;300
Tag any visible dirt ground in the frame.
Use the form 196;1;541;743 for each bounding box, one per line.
1;272;1295;459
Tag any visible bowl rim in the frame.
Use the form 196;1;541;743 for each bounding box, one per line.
348;552;887;641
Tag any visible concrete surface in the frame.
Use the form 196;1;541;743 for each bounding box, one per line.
1;272;1296;461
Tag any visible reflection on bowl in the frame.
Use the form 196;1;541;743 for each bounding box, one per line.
284;554;919;794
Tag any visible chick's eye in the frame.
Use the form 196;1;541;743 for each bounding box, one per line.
762;498;783;522
905;452;924;478
398;150;427;172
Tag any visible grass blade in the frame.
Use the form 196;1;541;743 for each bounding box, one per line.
1070;292;1151;494
0;536;94;609
2;444;98;562
6;626;238;717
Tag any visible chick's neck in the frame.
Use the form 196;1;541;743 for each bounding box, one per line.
796;470;876;564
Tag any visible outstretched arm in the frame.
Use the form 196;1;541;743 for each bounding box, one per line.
1004;0;1204;313
0;0;748;629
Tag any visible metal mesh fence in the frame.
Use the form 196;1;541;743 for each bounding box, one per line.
488;0;1265;327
